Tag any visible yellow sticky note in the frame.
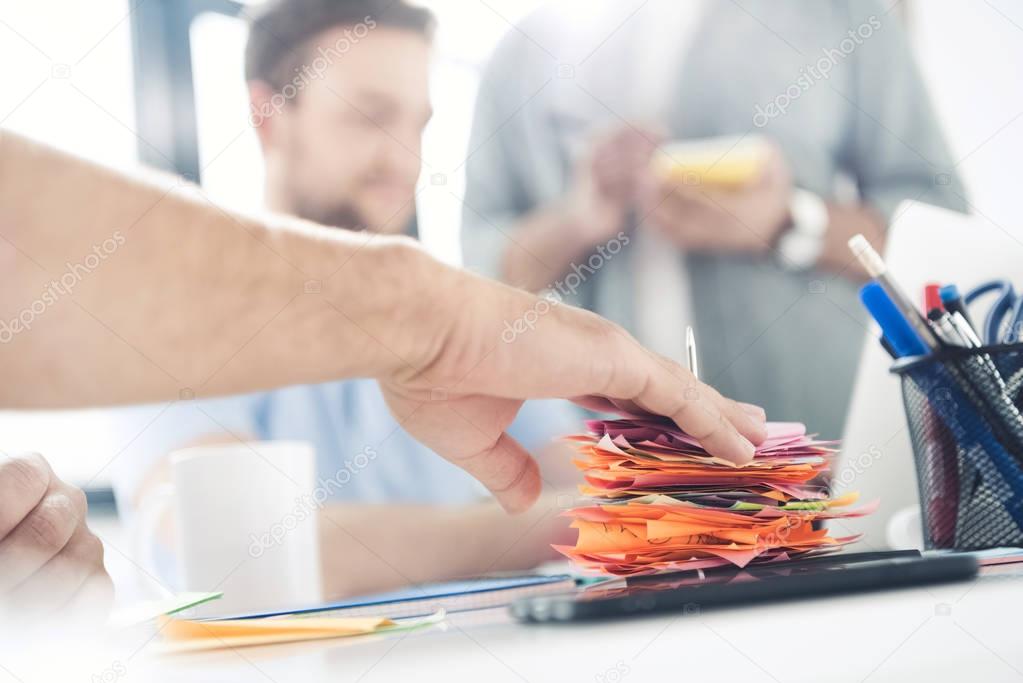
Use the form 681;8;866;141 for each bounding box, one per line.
653;135;769;188
156;610;445;654
160;615;393;640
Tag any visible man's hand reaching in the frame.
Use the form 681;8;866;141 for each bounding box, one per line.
0;131;766;518
378;246;768;513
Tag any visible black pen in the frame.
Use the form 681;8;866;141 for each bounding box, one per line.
939;284;978;338
927;309;968;348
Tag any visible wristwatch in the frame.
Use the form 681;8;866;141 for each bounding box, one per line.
777;188;829;271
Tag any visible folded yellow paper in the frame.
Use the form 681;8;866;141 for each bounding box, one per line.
161;615;393;640
156;610;445;654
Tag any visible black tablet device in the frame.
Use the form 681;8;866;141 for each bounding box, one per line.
510;552;978;623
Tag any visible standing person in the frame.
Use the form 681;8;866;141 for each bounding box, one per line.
461;0;968;439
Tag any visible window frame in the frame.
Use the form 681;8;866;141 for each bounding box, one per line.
129;0;245;181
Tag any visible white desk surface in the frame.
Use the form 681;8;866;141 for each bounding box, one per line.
13;565;1019;683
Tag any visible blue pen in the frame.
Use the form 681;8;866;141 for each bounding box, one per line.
860;281;929;358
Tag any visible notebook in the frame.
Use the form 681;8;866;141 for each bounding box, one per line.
216;574;576;621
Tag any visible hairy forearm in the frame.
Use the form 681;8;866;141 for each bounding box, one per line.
817;203;886;281
0;131;426;407
319;495;574;598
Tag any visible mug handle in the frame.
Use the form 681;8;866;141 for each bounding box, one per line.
129;482;176;597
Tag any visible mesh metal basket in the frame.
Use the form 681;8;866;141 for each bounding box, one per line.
892;344;1023;550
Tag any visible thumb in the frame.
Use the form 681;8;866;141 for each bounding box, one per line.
451;431;542;514
379;389;543;513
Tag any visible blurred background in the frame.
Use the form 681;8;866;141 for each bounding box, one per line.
1;0;1022;503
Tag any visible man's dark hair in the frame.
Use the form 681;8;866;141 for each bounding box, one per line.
244;0;435;92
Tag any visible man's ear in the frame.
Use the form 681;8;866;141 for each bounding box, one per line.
248;81;279;154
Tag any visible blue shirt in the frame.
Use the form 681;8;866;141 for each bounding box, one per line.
109;379;581;514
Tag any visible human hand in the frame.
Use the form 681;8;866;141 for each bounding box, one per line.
563;123;663;246
0;454;113;623
639;140;792;254
376;245;768;514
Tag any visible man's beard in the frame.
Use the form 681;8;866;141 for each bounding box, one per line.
291;197;371;232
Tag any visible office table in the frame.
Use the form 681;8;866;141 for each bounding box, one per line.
19;565;1013;683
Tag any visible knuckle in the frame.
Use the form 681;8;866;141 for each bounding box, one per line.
680;401;724;441
26;495;75;552
675;404;709;437
60;531;105;579
488;454;532;494
0;454;51;494
81;531;105;565
64;484;88;518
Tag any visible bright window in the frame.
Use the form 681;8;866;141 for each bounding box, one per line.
187;0;548;264
0;0;137;486
0;0;136;166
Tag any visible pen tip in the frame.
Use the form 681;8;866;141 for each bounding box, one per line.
848;234;868;253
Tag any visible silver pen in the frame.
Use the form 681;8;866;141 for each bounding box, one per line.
686;325;699;380
927;309;968;348
950;311;983;348
848;234;940;350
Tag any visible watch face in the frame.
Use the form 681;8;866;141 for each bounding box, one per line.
779;232;818;269
777;235;810;265
779;190;828;270
790;189;829;238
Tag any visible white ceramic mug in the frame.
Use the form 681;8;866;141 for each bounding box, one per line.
148;441;323;616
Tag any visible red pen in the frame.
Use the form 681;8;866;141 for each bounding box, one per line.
924;282;944;314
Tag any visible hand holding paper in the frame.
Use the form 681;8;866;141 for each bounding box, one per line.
641;136;792;254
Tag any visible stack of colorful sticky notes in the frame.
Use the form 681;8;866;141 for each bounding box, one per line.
556;416;876;576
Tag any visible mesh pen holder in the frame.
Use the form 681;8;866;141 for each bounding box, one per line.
892;343;1023;550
